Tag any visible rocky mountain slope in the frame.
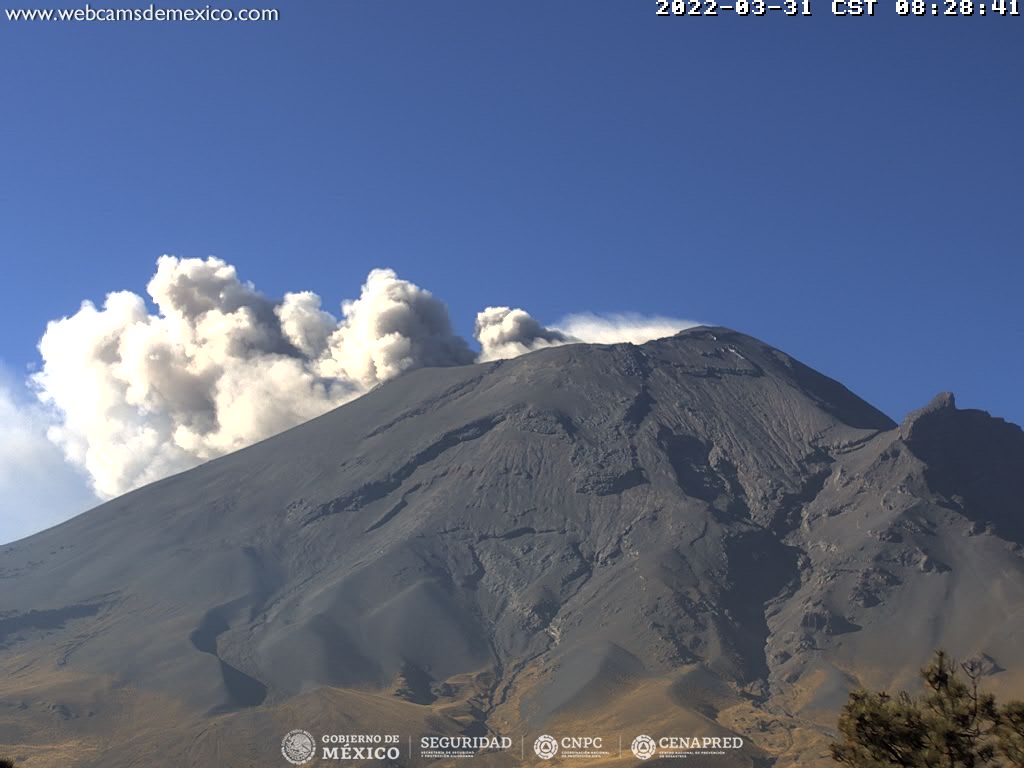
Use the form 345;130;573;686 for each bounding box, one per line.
1;327;1022;767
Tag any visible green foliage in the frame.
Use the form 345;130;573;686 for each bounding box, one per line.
831;689;927;767
831;651;1024;767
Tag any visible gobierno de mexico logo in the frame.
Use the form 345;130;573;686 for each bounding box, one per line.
281;729;317;765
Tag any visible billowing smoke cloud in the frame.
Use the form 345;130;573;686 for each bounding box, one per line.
475;306;571;362
30;256;699;501
315;268;474;388
32;258;471;498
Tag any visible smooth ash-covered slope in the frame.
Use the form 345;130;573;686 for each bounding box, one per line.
2;327;1023;767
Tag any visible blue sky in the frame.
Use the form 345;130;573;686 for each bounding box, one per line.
0;1;1021;541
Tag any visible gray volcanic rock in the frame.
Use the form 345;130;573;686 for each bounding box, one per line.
1;327;1022;767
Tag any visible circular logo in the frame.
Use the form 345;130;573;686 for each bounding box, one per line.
281;729;316;765
534;734;559;760
631;735;657;760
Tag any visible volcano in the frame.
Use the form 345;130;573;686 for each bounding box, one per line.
2;327;1023;767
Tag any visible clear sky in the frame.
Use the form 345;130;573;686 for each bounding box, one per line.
0;1;1021;541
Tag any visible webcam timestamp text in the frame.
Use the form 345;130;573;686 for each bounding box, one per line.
656;0;1019;15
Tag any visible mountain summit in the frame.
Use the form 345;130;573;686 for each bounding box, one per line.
2;327;1023;767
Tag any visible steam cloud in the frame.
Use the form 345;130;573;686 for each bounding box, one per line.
31;256;699;499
